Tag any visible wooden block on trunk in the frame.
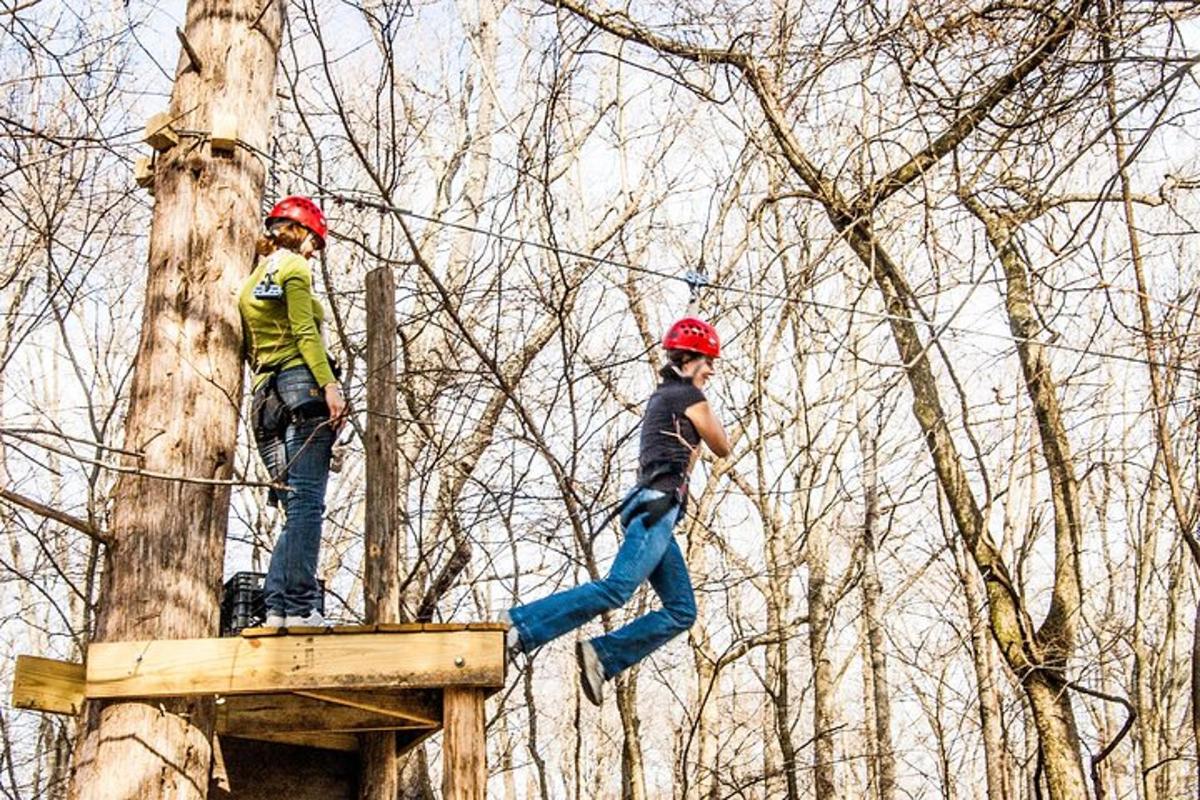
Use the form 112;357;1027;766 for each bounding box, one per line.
210;110;237;152
86;630;505;698
143;112;179;151
134;156;154;190
11;655;85;715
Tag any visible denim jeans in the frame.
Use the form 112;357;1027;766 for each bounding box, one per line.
255;371;333;616
508;487;697;680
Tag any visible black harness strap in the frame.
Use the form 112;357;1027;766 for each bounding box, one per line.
592;463;687;536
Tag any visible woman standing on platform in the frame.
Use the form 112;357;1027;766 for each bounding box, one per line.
239;195;346;627
504;317;732;705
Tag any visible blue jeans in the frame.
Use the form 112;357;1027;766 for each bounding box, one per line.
508;487;697;680
255;369;333;616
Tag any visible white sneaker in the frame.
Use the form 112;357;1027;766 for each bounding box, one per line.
284;609;328;628
576;640;604;706
264;611;286;628
500;610;522;657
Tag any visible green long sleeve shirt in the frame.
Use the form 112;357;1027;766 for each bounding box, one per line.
239;250;336;390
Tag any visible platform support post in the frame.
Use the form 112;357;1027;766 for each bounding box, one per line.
360;265;401;797
442;687;486;799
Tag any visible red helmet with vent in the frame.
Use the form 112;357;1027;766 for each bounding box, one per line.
662;317;720;358
266;195;327;250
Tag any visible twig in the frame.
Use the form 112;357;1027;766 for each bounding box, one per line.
2;428;281;489
0;487;109;546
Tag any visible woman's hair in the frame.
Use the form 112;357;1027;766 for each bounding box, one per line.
255;221;311;258
666;349;701;369
660;348;703;381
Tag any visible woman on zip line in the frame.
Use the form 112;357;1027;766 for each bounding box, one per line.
239;195;347;628
504;317;731;705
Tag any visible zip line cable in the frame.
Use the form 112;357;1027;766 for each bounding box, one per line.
237;140;1200;377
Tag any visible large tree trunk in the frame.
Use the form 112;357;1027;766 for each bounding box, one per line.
69;2;284;797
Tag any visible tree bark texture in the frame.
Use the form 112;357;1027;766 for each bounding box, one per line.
954;539;1010;800
857;406;896;800
961;199;1088;797
70;2;284;798
806;522;840;800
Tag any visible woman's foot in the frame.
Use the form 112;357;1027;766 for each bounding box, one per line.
576;641;604;706
284;609;327;628
500;610;522;658
264;611;286;628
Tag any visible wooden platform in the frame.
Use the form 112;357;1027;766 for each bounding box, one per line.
13;623;507;760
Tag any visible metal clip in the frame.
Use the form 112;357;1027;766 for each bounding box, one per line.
684;269;708;314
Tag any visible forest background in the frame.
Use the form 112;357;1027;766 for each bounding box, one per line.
3;1;1200;798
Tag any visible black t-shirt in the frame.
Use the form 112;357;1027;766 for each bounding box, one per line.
638;370;707;492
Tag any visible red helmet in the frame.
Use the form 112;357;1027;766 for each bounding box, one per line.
266;195;327;250
662;317;720;358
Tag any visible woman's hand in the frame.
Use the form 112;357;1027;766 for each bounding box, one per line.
324;382;348;433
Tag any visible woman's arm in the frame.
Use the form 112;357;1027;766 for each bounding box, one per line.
281;257;347;428
685;401;732;458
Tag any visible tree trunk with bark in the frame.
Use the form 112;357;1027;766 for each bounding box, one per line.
70;2;285;797
856;404;895;800
806;521;840;800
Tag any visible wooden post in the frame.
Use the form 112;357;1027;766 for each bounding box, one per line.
360;266;401;798
442;688;486;799
70;2;286;798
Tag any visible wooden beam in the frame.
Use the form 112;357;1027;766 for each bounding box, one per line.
216;692;440;736
442;688;486;800
11;655;85;715
238;731;359;753
295;688;441;726
86;630;504;699
362;267;401;800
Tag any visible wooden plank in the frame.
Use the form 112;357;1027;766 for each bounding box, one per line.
86;630;504;699
329;624;376;635
284;625;332;636
238;731;359;753
11;655;85;715
374;623;425;633
295;688;441;726
442;688;486;800
240;626;284;638
216;693;439;736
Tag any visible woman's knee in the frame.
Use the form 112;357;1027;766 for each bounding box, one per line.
665;594;697;630
593;576;637;609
